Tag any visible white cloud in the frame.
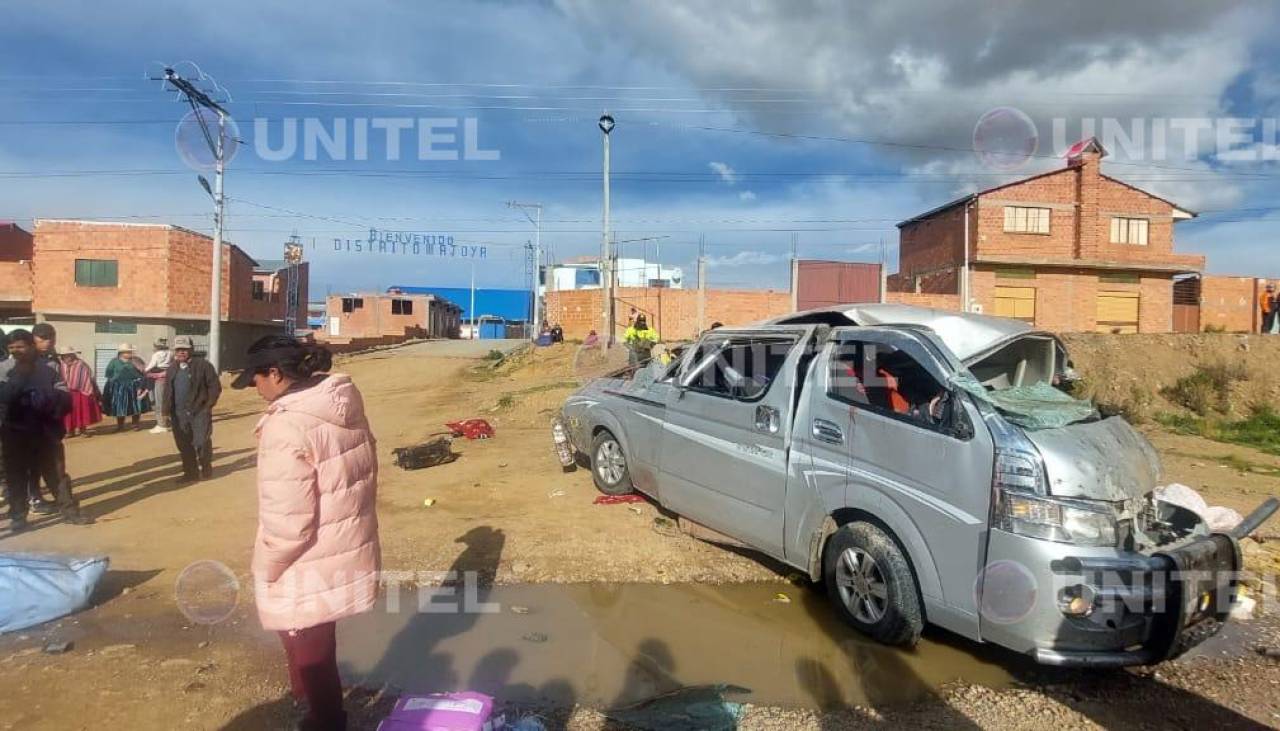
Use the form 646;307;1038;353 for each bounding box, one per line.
738;190;757;201
706;250;785;268
708;161;737;185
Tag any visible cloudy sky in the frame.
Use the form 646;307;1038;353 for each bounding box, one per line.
2;0;1278;295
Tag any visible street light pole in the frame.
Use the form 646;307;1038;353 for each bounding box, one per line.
599;113;615;345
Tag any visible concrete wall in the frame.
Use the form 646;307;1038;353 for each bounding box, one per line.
545;287;792;341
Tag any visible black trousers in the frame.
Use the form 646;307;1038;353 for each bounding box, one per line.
3;431;74;519
1264;308;1277;334
173;409;214;477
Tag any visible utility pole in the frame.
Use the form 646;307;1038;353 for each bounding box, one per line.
469;262;477;340
879;236;887;304
157;66;231;370
598;113;615;345
697;234;707;332
507;200;543;336
789;231;799;312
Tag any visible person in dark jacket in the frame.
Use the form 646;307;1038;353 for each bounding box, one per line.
163;336;222;484
0;330;88;531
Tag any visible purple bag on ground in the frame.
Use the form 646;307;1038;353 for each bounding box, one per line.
377;692;505;731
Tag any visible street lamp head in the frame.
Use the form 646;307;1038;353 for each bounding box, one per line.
598;113;615;135
197;175;213;198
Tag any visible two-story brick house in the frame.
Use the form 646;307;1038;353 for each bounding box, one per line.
32;220;307;375
892;138;1204;333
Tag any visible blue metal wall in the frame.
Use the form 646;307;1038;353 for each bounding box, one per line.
387;286;532;323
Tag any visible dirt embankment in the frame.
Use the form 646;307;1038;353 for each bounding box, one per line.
1061;333;1280;422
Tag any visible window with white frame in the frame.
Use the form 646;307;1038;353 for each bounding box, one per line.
1003;206;1050;234
1110;217;1149;245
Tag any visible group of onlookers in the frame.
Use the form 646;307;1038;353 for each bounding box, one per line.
1;325;224;529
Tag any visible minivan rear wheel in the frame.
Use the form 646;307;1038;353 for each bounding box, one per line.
590;430;634;496
824;521;923;646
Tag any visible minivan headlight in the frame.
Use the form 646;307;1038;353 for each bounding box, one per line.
998;492;1119;547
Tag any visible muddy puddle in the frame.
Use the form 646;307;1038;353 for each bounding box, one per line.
338;582;1024;709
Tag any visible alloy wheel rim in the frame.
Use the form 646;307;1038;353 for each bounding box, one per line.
596;440;625;484
836;547;889;624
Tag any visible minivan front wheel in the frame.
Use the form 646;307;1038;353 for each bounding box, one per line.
590;430;634;495
824;521;923;646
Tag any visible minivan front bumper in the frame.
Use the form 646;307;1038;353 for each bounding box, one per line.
982;498;1276;667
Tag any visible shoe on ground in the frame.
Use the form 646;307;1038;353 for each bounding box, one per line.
200;466;213;480
175;473;200;486
149;425;170;434
28;499;57;516
8;514;29;532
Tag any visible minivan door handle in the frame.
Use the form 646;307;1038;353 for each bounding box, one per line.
811;418;844;444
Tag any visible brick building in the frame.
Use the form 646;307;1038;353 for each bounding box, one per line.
320;290;460;343
32;220;307;374
0;223;34;320
891;138;1204;333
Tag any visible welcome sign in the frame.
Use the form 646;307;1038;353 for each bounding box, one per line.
331;229;488;258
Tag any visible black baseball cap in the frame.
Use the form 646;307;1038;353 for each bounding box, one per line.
230;344;302;389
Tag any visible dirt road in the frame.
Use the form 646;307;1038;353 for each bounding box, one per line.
1;339;1279;730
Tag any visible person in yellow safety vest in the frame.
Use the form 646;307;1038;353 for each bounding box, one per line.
623;313;659;366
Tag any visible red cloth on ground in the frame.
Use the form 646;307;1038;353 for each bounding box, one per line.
63;390;103;433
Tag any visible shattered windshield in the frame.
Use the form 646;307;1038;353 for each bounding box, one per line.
952;373;1098;430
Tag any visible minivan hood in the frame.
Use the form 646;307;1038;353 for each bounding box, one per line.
1023;416;1161;501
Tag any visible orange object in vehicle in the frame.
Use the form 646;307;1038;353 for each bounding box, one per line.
877;368;910;414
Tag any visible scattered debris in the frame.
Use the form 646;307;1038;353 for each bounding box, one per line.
393;437;457;470
160;658;198;670
522;632;548;643
422;498;436;508
42;640;73;655
509;716;548;731
628;506;643;515
1257;645;1280;660
1155;483;1244;532
547;489;566;499
99;644;137;656
652;517;680;538
593;494;646;505
445;419;495;440
773;593;792;604
510;605;531;615
605;684;746;731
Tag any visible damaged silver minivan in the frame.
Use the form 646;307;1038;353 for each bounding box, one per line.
552;304;1276;666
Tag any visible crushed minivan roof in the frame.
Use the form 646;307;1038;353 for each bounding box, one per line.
767;303;1041;362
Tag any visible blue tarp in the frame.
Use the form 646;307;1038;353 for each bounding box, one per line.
0;553;109;633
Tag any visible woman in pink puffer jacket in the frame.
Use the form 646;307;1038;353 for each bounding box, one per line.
233;335;380;731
